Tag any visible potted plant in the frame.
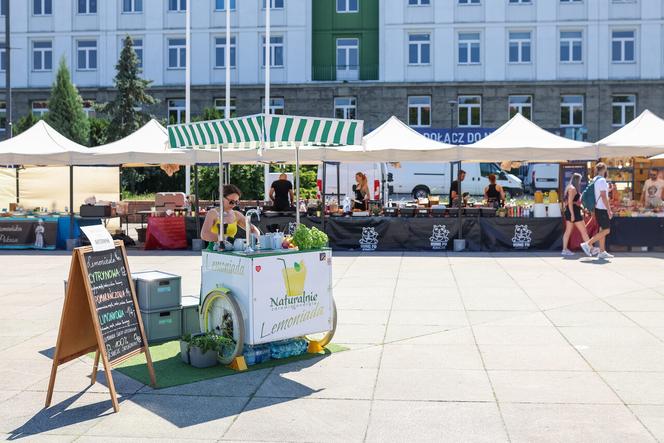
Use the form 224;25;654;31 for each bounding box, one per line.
188;333;222;368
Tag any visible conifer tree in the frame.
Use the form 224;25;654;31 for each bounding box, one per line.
45;58;89;145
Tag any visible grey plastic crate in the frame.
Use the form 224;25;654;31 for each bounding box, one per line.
181;295;201;336
133;270;181;311
140;307;182;343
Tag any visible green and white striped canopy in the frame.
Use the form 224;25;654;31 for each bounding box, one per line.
167;114;363;150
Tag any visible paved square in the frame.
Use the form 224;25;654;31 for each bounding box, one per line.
1;250;663;442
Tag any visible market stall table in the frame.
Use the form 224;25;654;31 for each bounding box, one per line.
609;216;664;248
144;215;188;250
478;217;563;252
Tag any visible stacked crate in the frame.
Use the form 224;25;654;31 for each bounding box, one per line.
133;271;182;343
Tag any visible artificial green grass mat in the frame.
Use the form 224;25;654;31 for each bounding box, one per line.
110;341;348;388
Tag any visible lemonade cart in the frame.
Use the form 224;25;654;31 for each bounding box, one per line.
167;114;363;364
198;248;336;363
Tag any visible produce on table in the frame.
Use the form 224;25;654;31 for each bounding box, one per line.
291;225;328;250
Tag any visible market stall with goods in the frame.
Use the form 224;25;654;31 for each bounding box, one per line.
167;113;363;366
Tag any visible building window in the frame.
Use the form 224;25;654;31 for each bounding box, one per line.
168;99;186;124
33;41;53;71
78;0;97;14
0;43;6;72
214;98;237;119
262;0;284;9
334;97;356;120
408;96;431;127
123;0;143;13
509;0;531;3
408;0;430;4
263;98;285;115
262;36;284;67
132;38;143;67
77;40;97;71
215;0;236;10
508;31;531;63
0;0;6;17
337;0;358;13
560;0;581;2
458;96;481;127
408;34;431;65
0;102;6;134
215;36;236;68
560;31;582;63
458;32;480;64
508;95;532;120
612;95;636;127
612;30;635;63
34;0;52;15
32;101;49;117
336;38;359;80
561;95;584;127
168;38;186;69
458;0;480;4
168;0;186;12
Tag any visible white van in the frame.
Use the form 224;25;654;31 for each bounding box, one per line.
317;162;385;202
387;162;524;199
523;163;560;193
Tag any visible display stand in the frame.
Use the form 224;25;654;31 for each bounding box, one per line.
45;241;156;412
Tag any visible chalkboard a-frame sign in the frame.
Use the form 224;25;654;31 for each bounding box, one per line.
45;241;156;412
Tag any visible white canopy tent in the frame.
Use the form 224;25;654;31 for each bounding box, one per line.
0;120;89;165
597;110;664;159
460;113;597;162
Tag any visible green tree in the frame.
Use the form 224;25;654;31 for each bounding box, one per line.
192;107;222;122
12;113;40;136
98;35;156;142
88;117;110;146
45;58;89;145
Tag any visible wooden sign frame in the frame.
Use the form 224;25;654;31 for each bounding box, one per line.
45;241;156;412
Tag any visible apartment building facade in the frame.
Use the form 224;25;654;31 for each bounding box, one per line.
1;0;664;143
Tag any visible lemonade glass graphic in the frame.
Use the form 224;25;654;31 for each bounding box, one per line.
278;258;307;297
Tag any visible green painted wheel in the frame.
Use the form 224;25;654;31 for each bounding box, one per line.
200;289;245;365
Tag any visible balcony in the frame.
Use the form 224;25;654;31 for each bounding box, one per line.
312;64;378;81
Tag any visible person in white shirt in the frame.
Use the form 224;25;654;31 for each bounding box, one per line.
641;167;664;208
581;163;613;259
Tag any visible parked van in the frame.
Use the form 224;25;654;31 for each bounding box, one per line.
386;162;524;199
523;163;560;193
316;162;523;202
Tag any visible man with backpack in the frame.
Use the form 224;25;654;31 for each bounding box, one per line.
580;162;614;259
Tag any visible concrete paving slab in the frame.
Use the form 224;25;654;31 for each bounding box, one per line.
478;344;591;371
578;346;664;372
365;400;509;443
380;344;484;370
223;397;371;442
630;405;664;441
488;370;622;404
558;326;663;347
600;372;664;405
500;403;655;443
472;325;570;346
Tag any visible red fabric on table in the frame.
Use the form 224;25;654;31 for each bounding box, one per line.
567;214;599;251
144;216;188;250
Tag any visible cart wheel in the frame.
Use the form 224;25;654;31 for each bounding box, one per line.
304;298;337;349
200;289;245;365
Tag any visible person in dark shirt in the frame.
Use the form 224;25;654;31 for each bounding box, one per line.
269;173;294;211
449;169;466;207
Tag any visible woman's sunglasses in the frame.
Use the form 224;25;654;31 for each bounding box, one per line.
224;197;239;205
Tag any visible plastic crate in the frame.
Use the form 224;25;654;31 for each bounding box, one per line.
181;295;201;336
132;270;181;311
140;307;182;343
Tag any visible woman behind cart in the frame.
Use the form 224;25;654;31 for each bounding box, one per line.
561;173;592;256
484;174;505;208
201;184;260;246
352;172;370;211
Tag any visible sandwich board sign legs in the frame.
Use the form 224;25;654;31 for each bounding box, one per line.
45;241;156;412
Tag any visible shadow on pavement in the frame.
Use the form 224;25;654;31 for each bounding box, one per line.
7;388;116;440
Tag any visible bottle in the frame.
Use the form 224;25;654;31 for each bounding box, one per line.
243;345;257;366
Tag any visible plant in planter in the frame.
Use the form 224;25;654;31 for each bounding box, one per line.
187;333;223;368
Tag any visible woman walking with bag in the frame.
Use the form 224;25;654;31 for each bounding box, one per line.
562;173;592;256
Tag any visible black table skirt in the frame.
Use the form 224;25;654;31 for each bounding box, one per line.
609;217;664;247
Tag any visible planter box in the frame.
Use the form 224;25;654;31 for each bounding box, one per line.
189;345;218;368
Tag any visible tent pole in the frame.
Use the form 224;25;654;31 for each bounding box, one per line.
194;164;200;240
336;162;340;205
295;144;300;225
69;165;74;240
218;146;224;244
184;0;191;195
457;161;463;241
15;167;19;204
321;161;326;232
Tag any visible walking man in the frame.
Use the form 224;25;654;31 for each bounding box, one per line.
581;162;614;259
